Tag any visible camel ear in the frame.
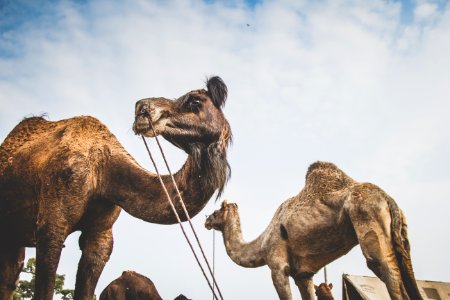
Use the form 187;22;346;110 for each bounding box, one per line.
329;283;333;289
221;200;228;208
207;76;227;108
314;284;318;290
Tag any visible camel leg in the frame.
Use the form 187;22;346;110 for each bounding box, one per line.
74;229;114;300
357;228;409;300
34;224;66;300
270;268;292;300
294;274;315;300
267;246;292;300
0;246;25;300
347;190;409;300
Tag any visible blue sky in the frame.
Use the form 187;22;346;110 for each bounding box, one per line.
1;0;450;299
0;0;447;65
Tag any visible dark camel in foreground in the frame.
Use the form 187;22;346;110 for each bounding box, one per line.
100;271;162;300
0;77;231;300
205;162;423;300
99;271;190;300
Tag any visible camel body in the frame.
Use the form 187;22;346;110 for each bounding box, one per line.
0;77;231;300
205;162;423;300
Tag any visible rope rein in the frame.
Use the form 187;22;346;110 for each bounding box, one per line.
148;123;225;300
212;229;216;300
140;117;224;300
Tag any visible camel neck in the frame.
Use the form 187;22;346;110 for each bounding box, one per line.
105;144;228;224
221;212;266;268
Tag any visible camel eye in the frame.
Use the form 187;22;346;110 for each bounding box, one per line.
189;98;202;111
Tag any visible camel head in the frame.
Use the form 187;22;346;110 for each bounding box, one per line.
133;76;231;154
205;200;238;231
314;283;334;299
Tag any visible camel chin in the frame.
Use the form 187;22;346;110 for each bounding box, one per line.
141;129;158;138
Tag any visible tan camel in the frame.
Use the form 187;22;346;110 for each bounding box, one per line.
314;283;334;300
205;162;423;300
0;77;231;300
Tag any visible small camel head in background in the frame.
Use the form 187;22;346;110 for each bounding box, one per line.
205;200;237;231
315;282;334;300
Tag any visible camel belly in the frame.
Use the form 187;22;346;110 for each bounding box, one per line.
0;198;38;247
283;209;359;272
291;231;358;273
0;169;39;246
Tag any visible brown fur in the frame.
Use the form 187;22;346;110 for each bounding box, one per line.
99;271;163;300
205;162;422;300
314;283;334;300
0;77;231;300
173;295;191;300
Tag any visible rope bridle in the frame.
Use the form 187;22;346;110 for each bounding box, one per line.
140;111;224;300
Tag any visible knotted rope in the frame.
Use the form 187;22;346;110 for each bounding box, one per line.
140;116;224;300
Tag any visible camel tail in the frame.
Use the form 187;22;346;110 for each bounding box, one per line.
386;197;423;300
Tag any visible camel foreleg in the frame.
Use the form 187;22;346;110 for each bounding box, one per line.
294;273;315;300
34;223;66;300
74;229;113;300
270;267;292;300
0;246;25;300
267;245;292;300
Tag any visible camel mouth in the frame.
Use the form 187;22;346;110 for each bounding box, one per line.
205;216;224;231
204;218;213;230
133;116;167;137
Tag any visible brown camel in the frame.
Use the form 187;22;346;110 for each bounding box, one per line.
205;162;423;300
0;76;231;300
173;295;190;300
99;271;191;300
314;283;334;300
99;271;162;300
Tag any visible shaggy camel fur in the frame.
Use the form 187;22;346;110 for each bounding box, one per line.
205;162;422;300
0;77;231;300
314;283;334;300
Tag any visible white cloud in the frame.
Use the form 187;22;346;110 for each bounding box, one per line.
415;1;438;21
1;0;449;299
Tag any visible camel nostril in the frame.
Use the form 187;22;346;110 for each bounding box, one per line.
140;107;149;116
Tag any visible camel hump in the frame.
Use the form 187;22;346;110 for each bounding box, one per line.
306;161;341;177
304;161;354;194
1;115;115;176
1;116;49;174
